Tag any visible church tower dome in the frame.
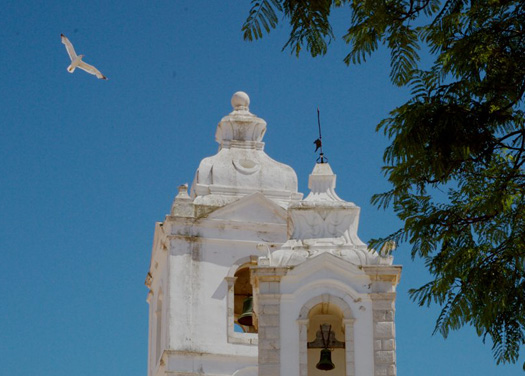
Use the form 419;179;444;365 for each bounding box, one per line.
190;91;303;210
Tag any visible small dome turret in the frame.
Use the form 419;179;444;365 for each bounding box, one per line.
191;92;303;209
270;162;388;266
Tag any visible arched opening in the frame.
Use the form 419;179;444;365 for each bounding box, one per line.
226;256;259;344
306;302;346;376
233;265;257;333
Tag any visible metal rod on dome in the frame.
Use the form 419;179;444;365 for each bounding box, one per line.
317;108;322;141
314;108;327;163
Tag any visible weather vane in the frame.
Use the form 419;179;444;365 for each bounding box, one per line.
314;107;327;163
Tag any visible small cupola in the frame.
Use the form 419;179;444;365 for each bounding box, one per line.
270;162;391;267
190;92;303;209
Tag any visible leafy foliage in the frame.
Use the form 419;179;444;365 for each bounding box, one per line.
243;0;525;368
242;0;282;41
244;0;338;56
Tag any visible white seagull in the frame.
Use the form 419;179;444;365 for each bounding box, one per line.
61;34;107;80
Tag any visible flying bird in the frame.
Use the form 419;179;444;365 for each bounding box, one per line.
61;34;107;80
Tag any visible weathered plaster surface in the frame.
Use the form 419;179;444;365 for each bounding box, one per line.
253;163;401;376
146;92;402;376
146;92;303;376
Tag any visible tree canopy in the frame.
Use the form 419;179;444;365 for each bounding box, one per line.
243;0;525;368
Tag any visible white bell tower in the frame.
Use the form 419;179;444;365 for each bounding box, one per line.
252;162;401;376
145;92;401;376
145;92;302;376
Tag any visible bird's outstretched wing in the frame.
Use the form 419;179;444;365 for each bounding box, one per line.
77;61;107;80
61;34;77;61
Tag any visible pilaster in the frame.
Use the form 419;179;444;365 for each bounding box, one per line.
343;318;356;376
370;293;397;376
251;266;289;376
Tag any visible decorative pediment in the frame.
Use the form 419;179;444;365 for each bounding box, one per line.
206;192;287;224
285;252;365;278
280;252;370;297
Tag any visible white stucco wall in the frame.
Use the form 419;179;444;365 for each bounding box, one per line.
145;92;401;376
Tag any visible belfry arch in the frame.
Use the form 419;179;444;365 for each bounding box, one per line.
298;294;355;376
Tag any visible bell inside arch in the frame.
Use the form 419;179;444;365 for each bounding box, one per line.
237;296;253;326
316;348;335;371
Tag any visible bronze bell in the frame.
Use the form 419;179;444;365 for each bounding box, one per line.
316;348;335;371
237;296;253;326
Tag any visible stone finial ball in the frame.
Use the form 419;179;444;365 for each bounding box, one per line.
231;91;250;110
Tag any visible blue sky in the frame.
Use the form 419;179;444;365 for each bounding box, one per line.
0;1;522;375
